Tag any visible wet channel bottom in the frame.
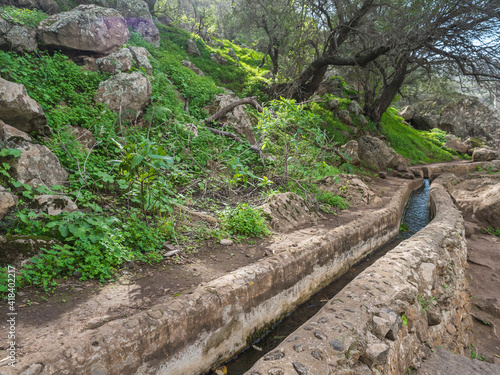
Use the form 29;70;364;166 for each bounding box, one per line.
220;179;431;375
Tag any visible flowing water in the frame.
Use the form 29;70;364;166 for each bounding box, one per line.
220;179;431;375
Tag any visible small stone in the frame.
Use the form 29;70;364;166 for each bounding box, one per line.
292;362;308;375
303;325;314;331
311;350;323;360
318;317;328;324
164;243;177;251
268;369;283;375
293;344;304;352
263;349;284;361
220;239;233;246
164;250;181;257
287;335;300;342
314;331;326;340
341;321;353;330
363;340;390;367
72;270;82;278
330;339;345;352
446;323;457;335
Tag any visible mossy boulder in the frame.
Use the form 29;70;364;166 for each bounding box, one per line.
0;234;60;268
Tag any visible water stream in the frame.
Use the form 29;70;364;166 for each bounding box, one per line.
221;179;431;375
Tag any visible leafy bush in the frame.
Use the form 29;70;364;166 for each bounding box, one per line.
0;5;47;27
220;203;270;237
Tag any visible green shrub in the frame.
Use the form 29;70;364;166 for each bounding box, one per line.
0;5;47;27
220;203;270;237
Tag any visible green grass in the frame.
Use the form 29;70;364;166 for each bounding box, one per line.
380;108;455;164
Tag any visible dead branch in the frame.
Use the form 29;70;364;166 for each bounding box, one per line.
205;96;264;126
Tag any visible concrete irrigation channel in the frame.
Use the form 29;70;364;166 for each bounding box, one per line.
8;161;497;375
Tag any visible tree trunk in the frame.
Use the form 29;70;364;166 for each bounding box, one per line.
364;57;409;123
143;0;156;14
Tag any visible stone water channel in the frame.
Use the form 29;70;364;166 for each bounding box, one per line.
219;179;431;375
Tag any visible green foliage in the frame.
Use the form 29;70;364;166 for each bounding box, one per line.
417;295;436;312
400;222;409;232
380;108;455;164
469;344;486;361
147;25;269;101
482;227;500;237
316;191;349;210
402;314;408;327
258;98;341;182
113;137;176;218
0;51;107;113
5;209;171;292
220;203;270;237
308;101;352;144
0;5;47;27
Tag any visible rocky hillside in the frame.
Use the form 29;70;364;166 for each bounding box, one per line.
0;1;498;294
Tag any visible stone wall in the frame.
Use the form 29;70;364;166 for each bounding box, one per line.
413;160;499;180
12;179;423;375
246;176;471;374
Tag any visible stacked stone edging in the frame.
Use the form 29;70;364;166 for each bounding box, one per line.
246;176;471;375
12;179;422;375
414;160;500;179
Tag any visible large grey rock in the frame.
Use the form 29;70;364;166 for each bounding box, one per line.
128;46;152;75
357;135;408;171
210;52;228;65
96;48;134;73
205;92;256;145
0;120;33;143
412;96;500;151
107;0;158;46
348;100;363;116
412;114;439;130
37;5;130;54
440;97;499;148
0;185;17;220
444;138;469;154
472;147;498;162
337;109;352;125
186;39;200;57
181;60;204;76
94;71;152;118
0;121;67;188
0;17;37;52
473;184;500;228
70;0;159;45
340;140;361;165
0;78;50;135
4;142;68;188
415;347;500;375
0;235;60;268
398;105;415;121
32;195;78;215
